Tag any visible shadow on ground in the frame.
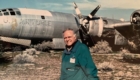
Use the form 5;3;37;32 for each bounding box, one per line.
0;57;12;65
122;58;140;64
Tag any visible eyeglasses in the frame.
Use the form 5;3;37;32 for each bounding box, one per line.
64;36;73;39
63;34;76;39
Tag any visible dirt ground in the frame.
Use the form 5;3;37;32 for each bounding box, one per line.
0;52;140;80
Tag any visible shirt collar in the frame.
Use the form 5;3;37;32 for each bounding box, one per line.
64;40;80;54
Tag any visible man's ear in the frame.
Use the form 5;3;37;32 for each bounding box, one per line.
73;34;77;39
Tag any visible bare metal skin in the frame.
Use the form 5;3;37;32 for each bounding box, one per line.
0;2;140;50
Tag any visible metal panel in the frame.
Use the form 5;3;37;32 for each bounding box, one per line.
114;30;128;45
53;38;65;49
0;36;31;46
50;12;79;38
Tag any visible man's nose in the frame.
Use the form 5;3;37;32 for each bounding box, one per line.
65;38;69;41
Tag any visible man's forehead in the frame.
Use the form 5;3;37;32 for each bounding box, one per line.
63;30;75;35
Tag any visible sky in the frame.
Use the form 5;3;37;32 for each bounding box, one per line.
0;0;139;21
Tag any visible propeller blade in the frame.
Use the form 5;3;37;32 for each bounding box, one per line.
79;29;96;47
73;2;98;47
132;24;136;31
89;16;100;20
86;35;96;47
82;5;101;25
73;2;82;19
79;29;85;43
89;5;101;18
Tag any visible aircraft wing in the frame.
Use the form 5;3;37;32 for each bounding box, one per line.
102;17;140;39
73;2;140;47
102;18;131;29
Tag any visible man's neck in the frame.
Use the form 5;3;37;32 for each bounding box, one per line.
66;40;78;52
67;47;72;52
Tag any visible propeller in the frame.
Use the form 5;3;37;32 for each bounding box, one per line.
131;13;140;31
73;2;101;26
132;13;140;25
73;2;101;47
73;2;83;19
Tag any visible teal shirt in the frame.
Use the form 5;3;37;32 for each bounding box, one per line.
60;40;98;80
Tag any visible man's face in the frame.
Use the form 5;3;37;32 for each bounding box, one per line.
63;30;76;46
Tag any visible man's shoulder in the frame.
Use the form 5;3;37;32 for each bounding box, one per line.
77;41;88;49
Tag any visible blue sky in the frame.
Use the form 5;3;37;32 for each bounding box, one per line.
0;0;139;21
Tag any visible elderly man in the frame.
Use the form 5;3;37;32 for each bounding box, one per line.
60;28;99;80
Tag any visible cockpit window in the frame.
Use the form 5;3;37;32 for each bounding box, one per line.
4;12;9;15
10;11;15;15
2;9;6;12
16;11;21;15
0;12;2;16
41;16;45;19
8;9;14;11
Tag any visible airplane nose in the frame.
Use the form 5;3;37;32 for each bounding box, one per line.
0;17;3;35
0;16;11;37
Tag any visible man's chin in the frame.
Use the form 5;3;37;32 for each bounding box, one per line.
67;44;72;47
66;44;72;47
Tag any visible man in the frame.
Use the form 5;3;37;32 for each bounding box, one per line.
60;28;99;80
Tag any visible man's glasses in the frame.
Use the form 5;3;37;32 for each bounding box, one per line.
63;34;76;39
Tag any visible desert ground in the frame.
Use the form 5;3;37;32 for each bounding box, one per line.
0;50;139;80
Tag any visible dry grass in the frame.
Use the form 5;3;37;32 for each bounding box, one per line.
0;51;62;80
93;54;140;80
97;61;114;71
0;51;140;80
34;41;54;51
91;40;113;54
13;53;35;64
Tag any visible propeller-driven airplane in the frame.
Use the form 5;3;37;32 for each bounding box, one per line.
0;2;140;52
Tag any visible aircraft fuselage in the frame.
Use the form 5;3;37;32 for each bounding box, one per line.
0;8;79;39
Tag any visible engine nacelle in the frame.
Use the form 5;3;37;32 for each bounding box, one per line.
88;17;103;37
130;10;140;25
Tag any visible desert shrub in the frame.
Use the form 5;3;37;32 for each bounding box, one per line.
91;40;112;53
119;48;130;54
120;48;135;60
34;41;54;51
123;54;133;60
98;61;114;71
128;40;137;50
12;46;22;51
120;48;140;60
13;52;35;64
25;48;38;55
